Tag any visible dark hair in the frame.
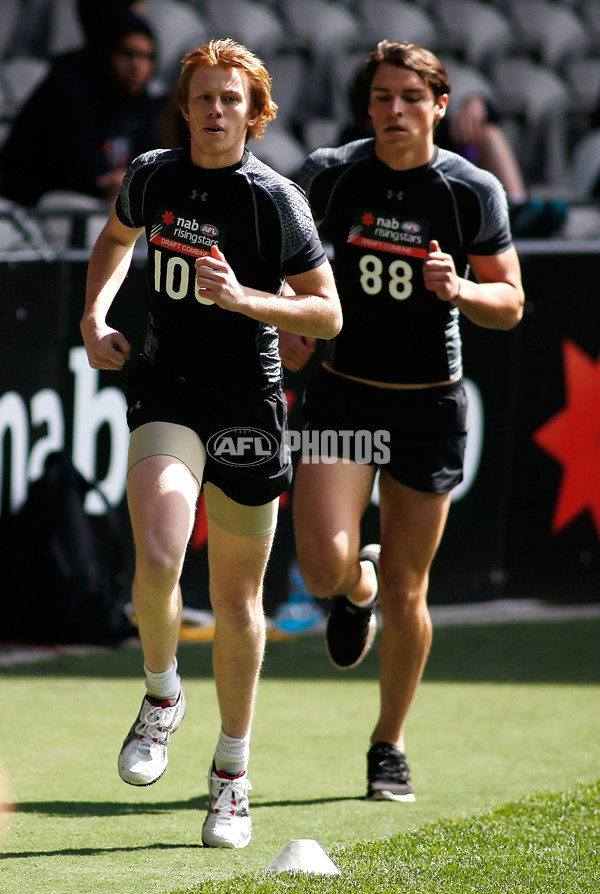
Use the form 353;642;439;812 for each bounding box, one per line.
362;40;451;101
177;39;278;140
107;8;155;50
80;4;155;57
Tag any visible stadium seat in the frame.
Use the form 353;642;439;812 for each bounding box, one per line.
46;0;85;57
276;1;364;121
302;116;341;153
250;125;307;178
505;0;597;69
279;0;362;53
563;129;600;200
35;190;109;250
489;57;573;184
0;0;24;60
561;53;600;156
325;42;375;122
264;48;312;129
490;57;573;130
432;0;525;70
202;0;293;57
0;55;49;115
0;198;32;251
579;0;600;37
440;57;497;117
0;197;51;254
143;0;209;85
357;1;440;49
562;55;600;116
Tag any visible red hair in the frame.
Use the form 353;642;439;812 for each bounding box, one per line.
177;39;278;140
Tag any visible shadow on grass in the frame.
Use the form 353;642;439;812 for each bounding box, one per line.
2;842;205;859
15;796;209;816
14;793;358;820
2;618;600;684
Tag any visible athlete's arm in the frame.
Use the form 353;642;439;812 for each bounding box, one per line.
81;204;143;370
423;239;524;330
275;217;330;369
195;246;342;339
276;281;318;371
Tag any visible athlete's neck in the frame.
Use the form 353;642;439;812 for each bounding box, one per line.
373;138;435;171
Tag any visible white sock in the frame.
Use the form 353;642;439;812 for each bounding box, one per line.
350;559;379;608
144;659;180;702
214;728;251;776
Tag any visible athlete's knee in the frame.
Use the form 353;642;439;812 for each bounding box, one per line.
297;546;355;599
299;571;333;600
135;539;185;592
211;588;265;630
379;577;429;629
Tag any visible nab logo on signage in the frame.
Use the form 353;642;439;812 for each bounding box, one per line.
207;428;279;467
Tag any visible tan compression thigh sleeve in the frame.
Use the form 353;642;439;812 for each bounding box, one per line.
128;421;207;485
128;423;278;537
203;482;279;538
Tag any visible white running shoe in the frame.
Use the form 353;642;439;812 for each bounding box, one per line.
118;690;186;786
202;764;252;849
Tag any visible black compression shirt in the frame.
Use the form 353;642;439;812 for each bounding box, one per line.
116;145;326;388
298;139;513;384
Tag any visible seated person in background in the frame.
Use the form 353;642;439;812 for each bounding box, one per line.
435;94;567;237
435;95;526;200
339;62;567;238
0;7;161;206
77;0;148;35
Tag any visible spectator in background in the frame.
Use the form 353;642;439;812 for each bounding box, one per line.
435;94;526;199
340;60;567;238
0;6;161;206
436;95;567;237
76;0;148;38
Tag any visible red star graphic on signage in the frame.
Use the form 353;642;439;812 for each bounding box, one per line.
361;212;375;226
533;339;600;537
162;210;175;226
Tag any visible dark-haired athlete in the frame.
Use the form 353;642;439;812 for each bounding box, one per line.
280;40;523;802
81;39;340;848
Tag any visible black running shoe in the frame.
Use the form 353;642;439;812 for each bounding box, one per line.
366;741;415;802
325;544;380;669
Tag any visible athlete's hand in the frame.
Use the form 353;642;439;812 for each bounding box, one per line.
194;244;246;311
80;321;132;370
423;240;460;303
448;96;487;147
277;329;316;372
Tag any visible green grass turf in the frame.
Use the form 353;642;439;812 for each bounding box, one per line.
0;618;599;893
174;782;600;893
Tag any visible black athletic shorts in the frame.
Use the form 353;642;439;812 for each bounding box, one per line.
302;367;468;494
122;357;292;506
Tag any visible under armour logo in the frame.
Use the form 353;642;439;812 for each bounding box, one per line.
387;189;404;201
191;189;207;201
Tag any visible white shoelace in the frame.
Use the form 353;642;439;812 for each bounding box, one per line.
134;701;176;744
208;772;252;817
